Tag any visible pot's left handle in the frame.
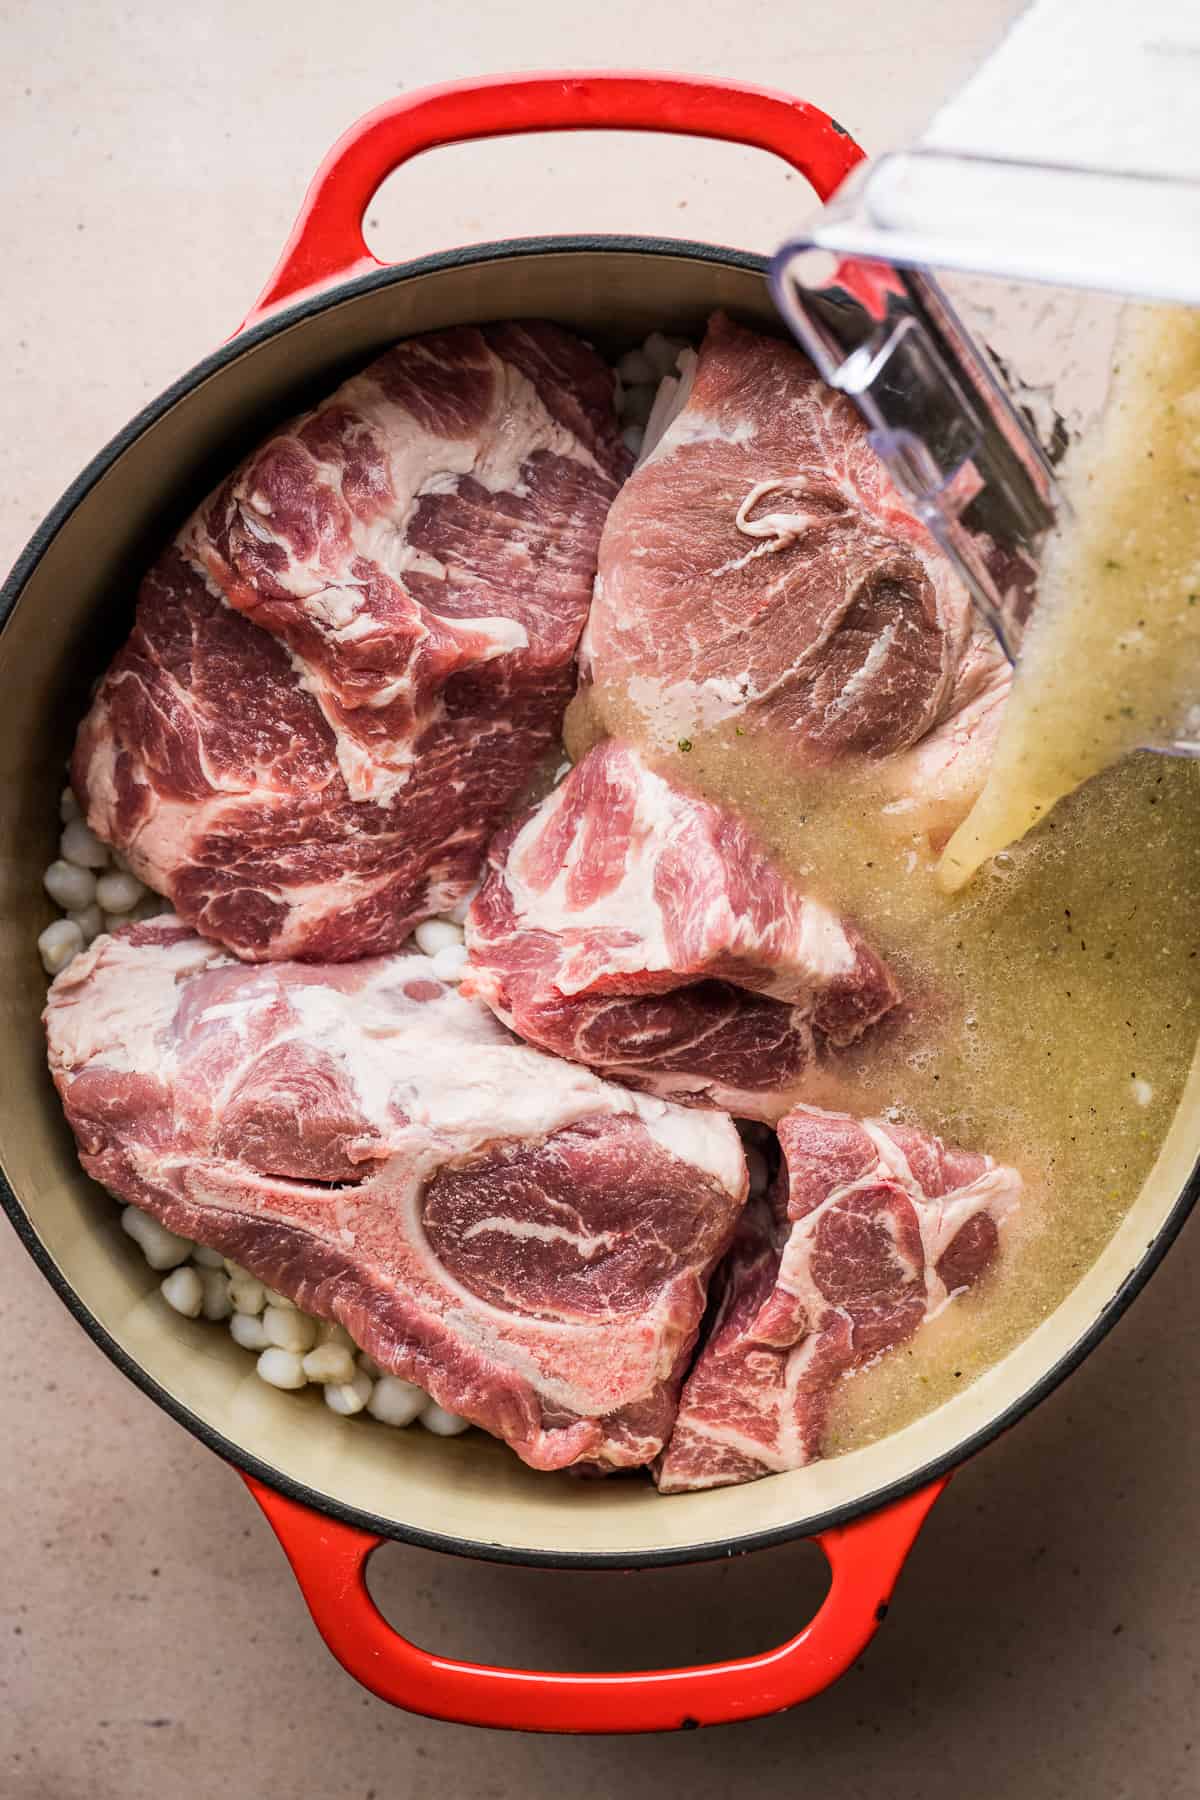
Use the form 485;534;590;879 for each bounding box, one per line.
244;1473;945;1732
241;70;864;329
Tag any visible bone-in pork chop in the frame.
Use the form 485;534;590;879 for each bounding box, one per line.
657;1104;1020;1491
583;312;1009;845
44;917;746;1474
73;322;628;960
463;741;899;1119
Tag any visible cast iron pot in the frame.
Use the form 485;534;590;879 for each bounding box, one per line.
2;71;1197;1733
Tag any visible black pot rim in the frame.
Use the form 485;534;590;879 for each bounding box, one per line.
4;232;1198;1571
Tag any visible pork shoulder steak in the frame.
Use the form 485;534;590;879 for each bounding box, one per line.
73;322;629;961
463;740;898;1119
44;917;746;1473
583;312;1009;844
657;1104;1021;1492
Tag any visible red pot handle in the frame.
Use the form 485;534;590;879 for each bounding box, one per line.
242;70;864;328
244;1472;945;1731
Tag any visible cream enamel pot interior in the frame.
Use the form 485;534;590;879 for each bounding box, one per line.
2;73;1198;1734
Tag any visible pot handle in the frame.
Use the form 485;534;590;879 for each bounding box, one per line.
244;1472;945;1731
242;71;864;327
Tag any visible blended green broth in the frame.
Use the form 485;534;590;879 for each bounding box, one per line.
941;306;1200;891
567;685;1200;1453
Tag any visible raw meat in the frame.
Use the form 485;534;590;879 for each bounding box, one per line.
657;1104;1020;1492
73;322;629;961
44;917;746;1473
583;311;1009;843
882;636;1013;846
463;740;898;1119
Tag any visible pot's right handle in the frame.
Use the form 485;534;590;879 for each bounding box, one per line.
246;1474;945;1732
242;71;864;328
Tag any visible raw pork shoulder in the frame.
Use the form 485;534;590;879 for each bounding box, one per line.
583;312;1009;842
44;917;745;1474
73;323;629;961
463;740;898;1119
657;1104;1021;1492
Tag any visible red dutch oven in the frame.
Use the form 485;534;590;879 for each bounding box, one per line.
2;70;1197;1734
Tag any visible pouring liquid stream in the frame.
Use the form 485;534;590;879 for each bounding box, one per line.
939;304;1200;893
567;304;1200;1448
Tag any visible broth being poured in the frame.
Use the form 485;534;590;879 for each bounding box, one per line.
939;304;1200;892
569;302;1200;1453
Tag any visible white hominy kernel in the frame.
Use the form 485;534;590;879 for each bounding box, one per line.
109;848;132;873
121;1205;193;1270
643;331;686;378
43;859;97;910
746;1147;769;1197
160;1266;204;1318
191;1244;226;1269
229;1272;267;1315
262;1287;296;1310
446;889;478;925
230;1312;270;1351
621;424;645;456
59;785;81;823
420;1401;470;1437
316;1319;355;1349
414;917;465;956
95;870;145;914
642;372;679;455
367;1375;426;1428
620;384;656;426
102;916;128;936
60;819;110;869
357;1354;383;1378
263;1306;318;1353
256;1347;308;1391
38;918;84;976
67;903;104;944
430;942;469;983
617;347;655;385
324;1371;373;1416
302;1343;357;1385
199;1269;232;1321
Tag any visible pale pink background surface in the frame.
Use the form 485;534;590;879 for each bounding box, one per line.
3;2;1198;1793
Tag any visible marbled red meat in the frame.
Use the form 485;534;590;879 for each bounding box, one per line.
583;312;1009;846
73;322;629;960
44;917;746;1473
656;1104;1021;1492
463;740;898;1119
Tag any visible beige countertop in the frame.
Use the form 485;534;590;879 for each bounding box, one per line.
3;2;1199;1792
